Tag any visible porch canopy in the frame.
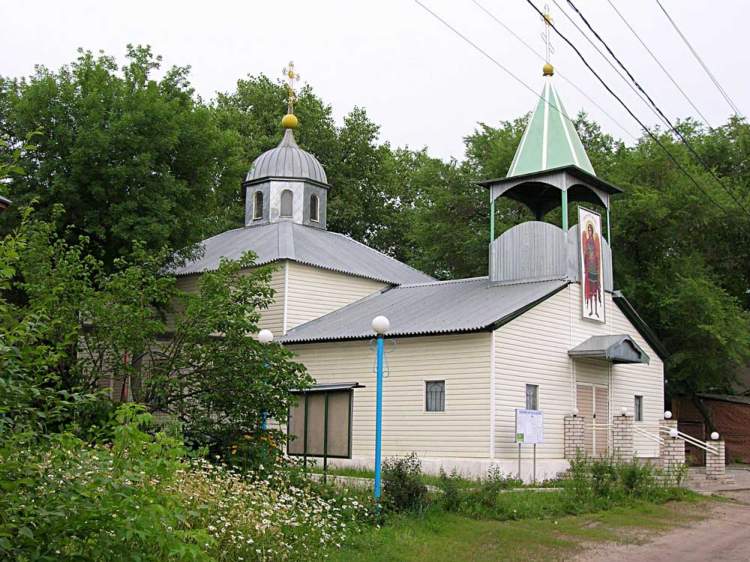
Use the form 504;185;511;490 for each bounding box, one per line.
568;334;649;364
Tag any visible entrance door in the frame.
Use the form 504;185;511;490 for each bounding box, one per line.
576;383;609;456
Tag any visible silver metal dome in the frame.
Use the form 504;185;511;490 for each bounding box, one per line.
246;129;328;184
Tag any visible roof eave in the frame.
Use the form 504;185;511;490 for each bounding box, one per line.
478;165;623;195
281;280;571;345
243;176;331;190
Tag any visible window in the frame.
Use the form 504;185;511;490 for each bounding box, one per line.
425;381;445;412
253;191;263;220
310;194;320;222
525;384;539;410
280;189;293;218
634;395;643;421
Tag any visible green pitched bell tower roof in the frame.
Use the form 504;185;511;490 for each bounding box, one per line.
507;75;595;177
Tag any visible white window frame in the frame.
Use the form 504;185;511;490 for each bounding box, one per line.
634;395;644;422
253;191;264;220
310;194;320;222
425;380;445;413
525;383;539;410
280;189;294;218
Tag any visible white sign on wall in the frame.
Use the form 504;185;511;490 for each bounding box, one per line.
515;408;544;444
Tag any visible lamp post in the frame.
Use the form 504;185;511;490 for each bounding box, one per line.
371;315;390;501
258;329;274;430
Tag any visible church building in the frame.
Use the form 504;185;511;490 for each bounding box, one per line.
174;62;666;480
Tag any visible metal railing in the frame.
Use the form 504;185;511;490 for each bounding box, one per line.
633;425;664;446
659;427;718;455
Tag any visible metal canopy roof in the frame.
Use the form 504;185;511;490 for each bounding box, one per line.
568;334;650;364
291;382;365;393
172;221;433;285
0;195;11;209
280;277;568;344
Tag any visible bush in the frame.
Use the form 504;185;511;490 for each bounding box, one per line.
437;468;463;512
0;404;369;561
382;453;428;513
0;405;209;561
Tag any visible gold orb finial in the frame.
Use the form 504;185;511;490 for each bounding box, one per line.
281;113;299;129
543;63;554;76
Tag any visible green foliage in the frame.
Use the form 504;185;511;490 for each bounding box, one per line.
0;404;210;561
0;45;243;267
1;405;369;561
382;453;429;513
3;211;310;461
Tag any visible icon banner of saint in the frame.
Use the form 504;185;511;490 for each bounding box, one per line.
578;207;605;322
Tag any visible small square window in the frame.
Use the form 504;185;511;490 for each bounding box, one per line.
526;384;539;410
634;395;643;421
426;380;445;412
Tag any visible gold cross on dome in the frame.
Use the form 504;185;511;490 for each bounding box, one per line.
282;61;300;114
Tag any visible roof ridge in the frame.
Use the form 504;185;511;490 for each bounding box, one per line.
397;276;488;289
319;228;434;281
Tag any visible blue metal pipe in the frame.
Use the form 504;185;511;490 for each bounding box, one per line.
374;335;385;500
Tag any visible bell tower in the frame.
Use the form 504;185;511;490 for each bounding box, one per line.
480;8;621;301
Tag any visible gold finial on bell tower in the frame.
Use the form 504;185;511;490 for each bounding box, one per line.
541;5;555;76
281;61;301;129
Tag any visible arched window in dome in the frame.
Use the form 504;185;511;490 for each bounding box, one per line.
253;191;263;220
280;189;294;218
310;194;320;222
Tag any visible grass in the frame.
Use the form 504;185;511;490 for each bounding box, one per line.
330;498;709;562
310;464;535;489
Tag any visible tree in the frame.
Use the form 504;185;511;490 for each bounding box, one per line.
12;215;310;453
0;46;243;268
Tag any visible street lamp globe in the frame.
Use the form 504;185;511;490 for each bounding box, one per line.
371;315;390;335
669;428;678;439
258;329;274;344
711;431;720;440
664;410;672;419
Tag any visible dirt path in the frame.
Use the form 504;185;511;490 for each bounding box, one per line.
575;493;750;562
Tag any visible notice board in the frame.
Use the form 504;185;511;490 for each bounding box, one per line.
515;408;544;444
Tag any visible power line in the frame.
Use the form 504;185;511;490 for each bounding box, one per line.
411;1;581;136
550;0;671;132
563;0;749;215
523;0;732;216
655;0;743;118
605;0;712;127
469;0;638;141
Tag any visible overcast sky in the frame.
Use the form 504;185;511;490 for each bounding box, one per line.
1;0;747;160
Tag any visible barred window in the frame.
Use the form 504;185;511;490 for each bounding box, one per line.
525;384;539;410
634;395;643;421
425;380;445;412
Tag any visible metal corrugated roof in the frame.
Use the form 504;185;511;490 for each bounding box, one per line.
568;334;650;364
280;277;568;344
246;129;328;184
508;79;595;177
172;221;433;285
0;195;11;208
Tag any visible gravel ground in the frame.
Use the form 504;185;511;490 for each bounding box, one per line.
574;491;750;562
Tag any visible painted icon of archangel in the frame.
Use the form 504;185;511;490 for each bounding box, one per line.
578;207;605;322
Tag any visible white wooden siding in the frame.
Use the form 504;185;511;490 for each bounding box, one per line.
493;283;664;460
285;262;386;332
287;333;492;459
173;267;286;336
